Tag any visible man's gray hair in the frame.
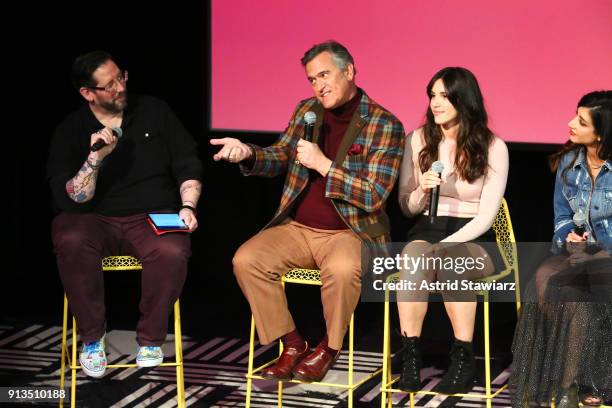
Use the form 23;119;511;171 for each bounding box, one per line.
300;40;357;74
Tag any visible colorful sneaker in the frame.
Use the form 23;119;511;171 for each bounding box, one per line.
136;346;164;367
79;336;106;378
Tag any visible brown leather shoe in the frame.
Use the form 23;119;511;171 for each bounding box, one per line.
292;343;340;383
260;341;309;380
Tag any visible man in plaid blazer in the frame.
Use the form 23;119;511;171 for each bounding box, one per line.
211;41;404;382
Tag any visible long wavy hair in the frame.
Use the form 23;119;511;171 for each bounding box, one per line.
419;67;494;182
549;90;612;179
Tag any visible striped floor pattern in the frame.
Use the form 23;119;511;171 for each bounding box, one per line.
0;324;512;407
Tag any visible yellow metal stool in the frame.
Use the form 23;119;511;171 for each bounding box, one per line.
381;198;521;408
59;256;186;408
245;268;381;408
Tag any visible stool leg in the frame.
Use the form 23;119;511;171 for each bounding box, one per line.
348;313;354;408
381;295;390;408
277;340;283;408
484;295;492;408
277;280;285;408
173;300;186;408
514;267;522;316
71;316;77;408
60;295;68;408
246;315;256;408
387;337;393;408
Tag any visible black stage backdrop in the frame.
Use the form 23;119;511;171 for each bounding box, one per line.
8;2;556;354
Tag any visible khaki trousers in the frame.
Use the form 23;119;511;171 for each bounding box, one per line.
233;220;362;350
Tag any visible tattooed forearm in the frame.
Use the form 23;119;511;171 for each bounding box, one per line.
180;181;202;195
65;156;101;203
179;179;202;207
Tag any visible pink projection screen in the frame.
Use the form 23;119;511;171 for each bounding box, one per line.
211;0;612;144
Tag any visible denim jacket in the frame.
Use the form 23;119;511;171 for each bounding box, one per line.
553;148;612;253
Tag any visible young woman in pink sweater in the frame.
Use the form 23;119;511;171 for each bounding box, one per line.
396;67;509;394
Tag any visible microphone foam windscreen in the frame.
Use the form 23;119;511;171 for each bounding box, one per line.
304;111;317;125
431;160;445;174
573;211;587;226
112;127;124;138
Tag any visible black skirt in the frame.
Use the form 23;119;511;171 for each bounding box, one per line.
510;258;612;406
406;215;504;271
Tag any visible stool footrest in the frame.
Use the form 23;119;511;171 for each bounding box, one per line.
69;362;181;370
247;374;357;389
381;382;508;399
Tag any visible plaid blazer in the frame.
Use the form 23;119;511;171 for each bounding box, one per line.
242;90;405;248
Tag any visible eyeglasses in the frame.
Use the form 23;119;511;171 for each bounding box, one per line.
88;70;128;93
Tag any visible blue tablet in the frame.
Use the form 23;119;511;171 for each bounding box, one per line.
148;213;188;229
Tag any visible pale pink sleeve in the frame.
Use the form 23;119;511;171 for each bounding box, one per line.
398;129;429;217
441;137;509;242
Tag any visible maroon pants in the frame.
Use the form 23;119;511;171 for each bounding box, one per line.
51;212;190;346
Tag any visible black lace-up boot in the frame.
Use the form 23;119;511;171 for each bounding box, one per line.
397;335;422;392
433;338;475;394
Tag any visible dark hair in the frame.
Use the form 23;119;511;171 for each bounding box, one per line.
71;50;113;91
549;90;612;175
300;40;356;74
419;67;494;182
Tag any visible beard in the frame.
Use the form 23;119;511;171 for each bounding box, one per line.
99;92;128;113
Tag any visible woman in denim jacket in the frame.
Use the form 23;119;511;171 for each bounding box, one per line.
511;90;612;408
552;130;612;254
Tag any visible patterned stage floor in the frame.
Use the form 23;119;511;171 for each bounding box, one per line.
0;324;513;407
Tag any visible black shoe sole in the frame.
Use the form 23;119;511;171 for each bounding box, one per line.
432;380;475;395
397;379;422;393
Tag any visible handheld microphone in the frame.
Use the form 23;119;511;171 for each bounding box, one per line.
428;161;445;224
295;112;317;165
303;111;317;142
571;210;600;254
573;211;587;236
91;127;123;152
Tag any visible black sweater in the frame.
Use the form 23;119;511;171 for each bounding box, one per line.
47;94;202;216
